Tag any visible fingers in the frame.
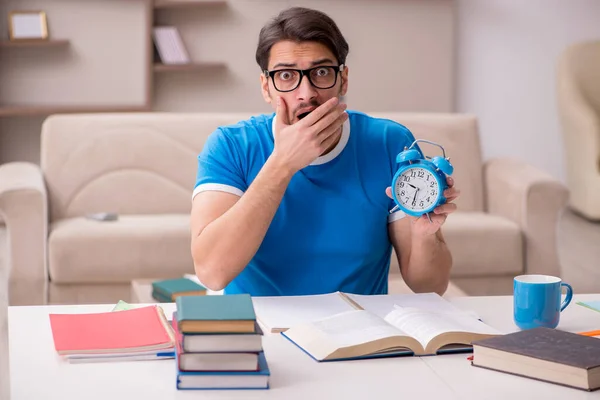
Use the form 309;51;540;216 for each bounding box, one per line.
443;187;460;201
317;112;348;145
275;96;290;128
446;176;454;187
300;97;341;126
310;103;347;135
385;187;393;199
319;117;347;151
433;203;457;214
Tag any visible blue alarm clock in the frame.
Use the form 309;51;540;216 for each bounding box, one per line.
390;139;454;221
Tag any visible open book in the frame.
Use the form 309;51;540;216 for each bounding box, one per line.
252;291;502;361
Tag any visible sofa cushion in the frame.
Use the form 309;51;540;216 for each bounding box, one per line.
389;211;523;278
444;212;523;276
48;214;193;283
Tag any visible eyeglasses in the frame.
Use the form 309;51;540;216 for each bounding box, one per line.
264;65;345;93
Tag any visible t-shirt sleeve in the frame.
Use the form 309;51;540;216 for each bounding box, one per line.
192;128;248;201
386;122;423;223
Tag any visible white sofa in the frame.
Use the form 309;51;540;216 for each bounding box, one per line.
0;112;568;304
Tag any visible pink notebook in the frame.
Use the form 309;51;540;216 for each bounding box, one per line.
49;305;175;355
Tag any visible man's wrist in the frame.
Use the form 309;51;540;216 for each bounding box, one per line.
265;153;296;183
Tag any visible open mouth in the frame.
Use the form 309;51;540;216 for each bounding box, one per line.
297;111;311;120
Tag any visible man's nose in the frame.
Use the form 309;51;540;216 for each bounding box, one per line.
296;75;318;102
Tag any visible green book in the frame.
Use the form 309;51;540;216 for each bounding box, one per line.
176;294;256;334
151;290;173;303
152;278;207;301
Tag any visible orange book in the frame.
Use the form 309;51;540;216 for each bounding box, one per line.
49;305;175;355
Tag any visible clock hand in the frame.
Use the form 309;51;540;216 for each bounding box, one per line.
407;183;417;189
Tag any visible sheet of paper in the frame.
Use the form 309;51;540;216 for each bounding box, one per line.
252;292;355;332
384;306;502;349
346;292;462;319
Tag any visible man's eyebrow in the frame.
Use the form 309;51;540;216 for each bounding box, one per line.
271;62;297;69
311;58;335;66
270;58;336;70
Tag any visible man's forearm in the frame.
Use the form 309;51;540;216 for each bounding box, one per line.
403;230;452;296
192;155;293;290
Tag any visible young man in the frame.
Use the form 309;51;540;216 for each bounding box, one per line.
190;7;459;297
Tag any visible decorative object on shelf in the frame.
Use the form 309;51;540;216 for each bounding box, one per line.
8;11;49;41
152;26;190;65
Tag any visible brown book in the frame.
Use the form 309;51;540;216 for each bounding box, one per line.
472;327;600;391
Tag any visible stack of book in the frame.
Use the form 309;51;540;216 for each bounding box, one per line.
173;294;270;390
151;277;207;303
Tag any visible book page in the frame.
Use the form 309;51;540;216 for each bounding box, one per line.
309;310;408;348
346;292;462;319
282;309;416;361
383;306;502;350
252;292;355;333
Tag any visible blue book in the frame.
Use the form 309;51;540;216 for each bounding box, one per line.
176;352;270;390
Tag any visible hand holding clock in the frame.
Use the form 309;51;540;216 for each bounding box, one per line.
386;176;460;237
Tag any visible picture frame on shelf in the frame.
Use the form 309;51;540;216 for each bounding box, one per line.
8;11;49;41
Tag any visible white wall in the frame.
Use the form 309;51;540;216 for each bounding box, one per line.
456;0;600;181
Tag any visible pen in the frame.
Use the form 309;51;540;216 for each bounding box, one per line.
577;330;600;337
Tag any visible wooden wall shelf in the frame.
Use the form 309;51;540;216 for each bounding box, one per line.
0;39;70;48
154;0;227;9
153;62;226;72
0;105;149;117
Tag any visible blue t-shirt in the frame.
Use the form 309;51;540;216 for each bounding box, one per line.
193;110;419;296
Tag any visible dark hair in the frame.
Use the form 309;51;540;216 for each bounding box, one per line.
255;7;349;71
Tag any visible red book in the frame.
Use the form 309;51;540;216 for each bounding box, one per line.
49;305;175;355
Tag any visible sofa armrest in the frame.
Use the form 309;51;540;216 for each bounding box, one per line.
484;158;569;277
0;162;48;305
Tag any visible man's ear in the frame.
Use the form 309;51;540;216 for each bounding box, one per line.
260;73;272;104
340;65;349;97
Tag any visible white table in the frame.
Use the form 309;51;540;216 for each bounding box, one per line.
9;295;600;399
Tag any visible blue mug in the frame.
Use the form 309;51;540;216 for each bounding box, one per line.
513;274;573;330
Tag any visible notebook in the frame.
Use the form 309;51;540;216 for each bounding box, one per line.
472;327;600;391
281;304;500;361
176;294;256;334
577;300;600;313
49;305;175;360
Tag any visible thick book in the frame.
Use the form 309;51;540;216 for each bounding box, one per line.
281;304;500;361
171;316;259;371
176;294;256;334
152;277;206;302
176;352;270;390
472;327;600;391
49;305;175;357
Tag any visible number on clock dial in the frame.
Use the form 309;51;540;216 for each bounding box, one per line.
394;167;439;212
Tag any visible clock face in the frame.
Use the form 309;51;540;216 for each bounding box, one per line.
394;167;440;212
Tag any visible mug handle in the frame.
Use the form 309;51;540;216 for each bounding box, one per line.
560;282;573;311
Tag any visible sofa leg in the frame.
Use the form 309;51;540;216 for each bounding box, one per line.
9;279;48;306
